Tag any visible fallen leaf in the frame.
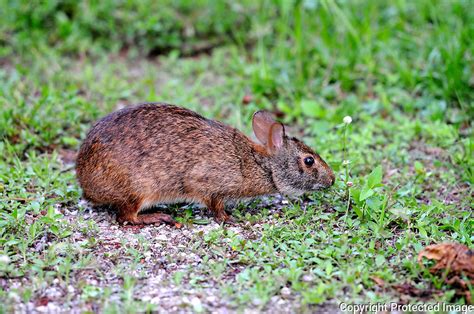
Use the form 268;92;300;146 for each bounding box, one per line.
418;243;474;303
370;275;385;287
242;94;253;105
418;243;474;277
35;296;50;307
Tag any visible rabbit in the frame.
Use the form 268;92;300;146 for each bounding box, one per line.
76;103;335;227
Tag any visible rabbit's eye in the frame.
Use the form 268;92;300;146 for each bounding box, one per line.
304;156;314;167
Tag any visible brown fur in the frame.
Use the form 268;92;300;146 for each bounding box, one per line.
76;103;335;225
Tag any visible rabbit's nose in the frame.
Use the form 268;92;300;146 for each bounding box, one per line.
326;170;335;187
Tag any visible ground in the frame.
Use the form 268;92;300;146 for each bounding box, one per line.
0;1;473;312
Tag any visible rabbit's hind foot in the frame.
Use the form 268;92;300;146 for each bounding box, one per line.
116;204;182;228
205;197;236;225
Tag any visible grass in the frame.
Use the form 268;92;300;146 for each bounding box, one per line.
0;0;473;311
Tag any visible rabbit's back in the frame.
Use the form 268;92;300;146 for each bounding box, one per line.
76;104;259;207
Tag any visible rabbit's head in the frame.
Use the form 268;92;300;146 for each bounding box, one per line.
253;111;335;196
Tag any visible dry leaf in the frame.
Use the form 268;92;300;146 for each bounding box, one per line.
242;94;253;105
418;243;474;303
418;243;474;277
370;276;385;287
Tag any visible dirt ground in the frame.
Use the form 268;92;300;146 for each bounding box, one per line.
5;195;343;313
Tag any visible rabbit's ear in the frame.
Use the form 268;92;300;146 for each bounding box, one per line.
268;123;285;152
252;111;276;145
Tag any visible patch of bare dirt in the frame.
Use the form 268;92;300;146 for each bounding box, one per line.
8;197;318;313
58;148;77;166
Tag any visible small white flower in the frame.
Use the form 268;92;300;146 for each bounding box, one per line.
343;116;352;124
346;181;354;187
342;160;350;165
280;287;291;297
67;285;75;294
0;255;11;264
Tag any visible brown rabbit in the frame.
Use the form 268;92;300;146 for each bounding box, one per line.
76;103;335;226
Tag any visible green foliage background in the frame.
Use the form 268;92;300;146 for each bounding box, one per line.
0;0;473;311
